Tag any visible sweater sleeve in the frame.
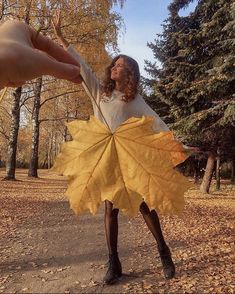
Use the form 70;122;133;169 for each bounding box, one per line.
137;96;169;132
67;45;101;106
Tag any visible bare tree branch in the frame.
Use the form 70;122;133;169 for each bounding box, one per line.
40;90;80;108
39;115;87;124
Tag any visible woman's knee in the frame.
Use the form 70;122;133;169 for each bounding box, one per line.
139;201;150;215
105;200;119;218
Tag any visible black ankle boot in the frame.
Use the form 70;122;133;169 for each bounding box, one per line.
159;246;175;279
103;254;122;285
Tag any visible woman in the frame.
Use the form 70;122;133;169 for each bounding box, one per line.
53;14;176;285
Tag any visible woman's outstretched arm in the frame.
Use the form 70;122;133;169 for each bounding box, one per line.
52;11;101;105
52;10;70;49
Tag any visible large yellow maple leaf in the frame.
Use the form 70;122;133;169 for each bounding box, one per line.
52;116;192;217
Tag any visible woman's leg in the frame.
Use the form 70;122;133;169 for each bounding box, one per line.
139;202;175;279
104;200;119;255
103;200;122;284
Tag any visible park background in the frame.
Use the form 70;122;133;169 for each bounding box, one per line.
0;0;234;293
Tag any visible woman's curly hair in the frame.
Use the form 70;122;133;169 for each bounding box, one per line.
102;54;140;102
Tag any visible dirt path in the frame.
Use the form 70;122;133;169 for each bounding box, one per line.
0;169;234;293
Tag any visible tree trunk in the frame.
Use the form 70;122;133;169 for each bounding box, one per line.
4;0;31;180
47;137;52;169
41;156;48;169
4;87;22;180
231;158;235;184
200;152;216;193
193;158;200;184
215;148;220;191
64;125;72;142
64;125;68;142
28;78;42;178
52;133;58;165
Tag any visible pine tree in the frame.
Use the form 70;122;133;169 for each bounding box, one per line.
146;0;234;148
145;0;235;192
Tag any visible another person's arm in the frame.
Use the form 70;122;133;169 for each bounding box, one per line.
0;20;82;89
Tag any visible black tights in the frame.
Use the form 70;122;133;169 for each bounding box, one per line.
104;200;167;255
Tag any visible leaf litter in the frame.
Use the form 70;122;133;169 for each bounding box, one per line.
0;169;234;293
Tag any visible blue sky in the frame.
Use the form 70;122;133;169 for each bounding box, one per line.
113;0;198;77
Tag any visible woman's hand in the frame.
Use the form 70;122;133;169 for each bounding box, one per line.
52;10;63;39
52;10;69;48
0;20;81;89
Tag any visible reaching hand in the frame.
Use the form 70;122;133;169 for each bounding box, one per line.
0;20;82;89
52;10;69;48
52;10;63;39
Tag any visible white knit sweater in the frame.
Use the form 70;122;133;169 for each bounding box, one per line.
68;45;169;133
